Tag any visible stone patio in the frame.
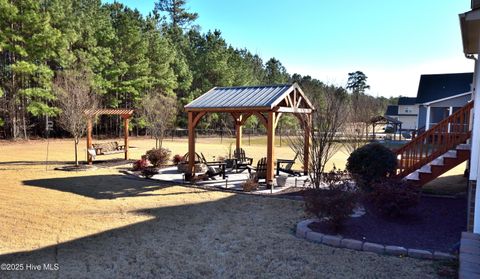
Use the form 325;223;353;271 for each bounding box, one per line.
148;166;310;194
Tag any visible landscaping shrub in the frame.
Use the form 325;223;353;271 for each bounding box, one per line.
172;154;184;165
146;148;171;167
132;155;149;171
242;178;259;192
304;174;357;232
346;142;397;191
369;178;420;217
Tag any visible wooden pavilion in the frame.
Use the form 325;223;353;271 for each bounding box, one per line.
184;83;315;186
84;109;134;164
369;115;403;140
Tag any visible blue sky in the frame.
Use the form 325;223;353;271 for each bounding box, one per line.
104;0;473;98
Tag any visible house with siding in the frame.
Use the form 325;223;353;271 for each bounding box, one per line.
384;97;418;131
415;73;473;131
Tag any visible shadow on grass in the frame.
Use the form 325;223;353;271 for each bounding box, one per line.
0;184;441;278
23;175;178;199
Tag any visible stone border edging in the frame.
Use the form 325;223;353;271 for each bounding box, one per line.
296;219;457;261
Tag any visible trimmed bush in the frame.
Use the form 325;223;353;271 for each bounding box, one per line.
368;178;420;217
304;172;357;232
172;154;184;165
146;148;171;167
132;156;149;171
346;143;397;191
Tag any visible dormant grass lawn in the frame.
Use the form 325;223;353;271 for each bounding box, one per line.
0;137;450;278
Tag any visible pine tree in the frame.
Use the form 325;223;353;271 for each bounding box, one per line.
154;0;198;29
0;0;63;139
265;58;290;84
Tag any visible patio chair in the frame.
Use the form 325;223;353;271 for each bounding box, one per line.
276;152;301;176
247;157;267;182
233;148;253;172
182;152;202;164
201;152;226;179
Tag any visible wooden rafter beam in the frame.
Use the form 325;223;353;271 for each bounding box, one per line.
295;96;303;108
253;112;268;128
274;112;283;128
192;112;206;128
240;112;253;125
286;93;293;108
276;107;312;113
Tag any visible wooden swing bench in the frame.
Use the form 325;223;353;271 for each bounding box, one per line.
91;141;125;156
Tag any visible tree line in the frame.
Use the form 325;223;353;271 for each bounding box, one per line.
0;0;396;140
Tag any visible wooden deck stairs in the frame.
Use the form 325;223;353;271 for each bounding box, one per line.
395;101;473;186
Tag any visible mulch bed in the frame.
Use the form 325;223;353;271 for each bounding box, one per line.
308;195;467;253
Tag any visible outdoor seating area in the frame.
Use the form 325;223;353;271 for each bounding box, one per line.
184;84;314;186
148;163;309;194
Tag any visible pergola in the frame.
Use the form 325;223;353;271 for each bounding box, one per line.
369;115;402;140
84;109;134;164
184;83;315;186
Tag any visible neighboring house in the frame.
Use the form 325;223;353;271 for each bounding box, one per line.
415;73;473;130
384;97;418;130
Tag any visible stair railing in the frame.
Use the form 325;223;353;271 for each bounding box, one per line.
395;101;473;178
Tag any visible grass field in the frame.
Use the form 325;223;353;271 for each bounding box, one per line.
0;137;454;278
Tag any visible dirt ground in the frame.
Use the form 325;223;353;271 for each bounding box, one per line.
0;138;449;278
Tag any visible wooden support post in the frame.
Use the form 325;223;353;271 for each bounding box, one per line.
266;111;276;186
234;114;243;152
235;123;242;151
304;114;311;175
188;111;195;179
87;118;93;165
123;116;129;160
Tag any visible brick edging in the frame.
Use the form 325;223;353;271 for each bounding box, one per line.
296;219;457;261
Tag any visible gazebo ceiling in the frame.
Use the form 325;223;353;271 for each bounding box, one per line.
184;83;314;113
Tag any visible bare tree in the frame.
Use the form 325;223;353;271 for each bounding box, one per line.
141;91;177;149
54;68;98;166
289;85;348;188
343;93;385;154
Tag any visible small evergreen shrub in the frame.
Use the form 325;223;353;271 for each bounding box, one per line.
146;148;171;167
346;143;397;191
369;178;420;217
304;173;357;232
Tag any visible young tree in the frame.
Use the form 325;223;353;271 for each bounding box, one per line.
289;84;348;188
141;91;177;149
54;68;98;166
343;71;374;153
155;0;198;29
265;58;289;84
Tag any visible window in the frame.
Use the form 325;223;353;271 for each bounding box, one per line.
404;107;413;113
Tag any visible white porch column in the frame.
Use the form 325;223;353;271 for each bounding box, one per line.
425;106;431;130
448;106;453;132
471;53;480;233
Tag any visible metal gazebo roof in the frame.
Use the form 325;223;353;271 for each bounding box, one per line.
185;83;314;112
